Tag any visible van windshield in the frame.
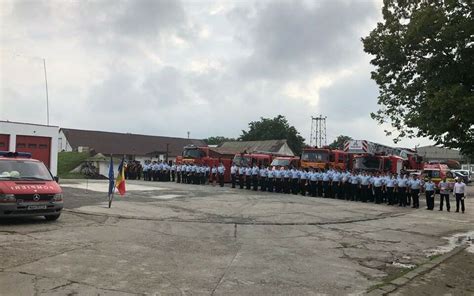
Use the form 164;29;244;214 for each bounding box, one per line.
423;170;441;178
0;160;53;181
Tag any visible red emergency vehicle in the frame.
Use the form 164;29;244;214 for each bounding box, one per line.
270;156;300;168
0;151;63;220
300;147;349;170
176;145;233;182
232;153;274;167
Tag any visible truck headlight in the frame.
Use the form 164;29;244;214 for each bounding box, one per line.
52;194;63;202
0;194;16;203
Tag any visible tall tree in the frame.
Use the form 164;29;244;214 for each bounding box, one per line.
329;135;352;150
362;0;474;155
203;136;235;146
239;115;306;155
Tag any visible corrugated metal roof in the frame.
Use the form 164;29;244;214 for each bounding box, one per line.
61;128;206;157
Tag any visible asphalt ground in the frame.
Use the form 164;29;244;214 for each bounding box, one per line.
1;179;473;295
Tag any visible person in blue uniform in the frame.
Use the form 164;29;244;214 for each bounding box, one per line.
423;178;436;210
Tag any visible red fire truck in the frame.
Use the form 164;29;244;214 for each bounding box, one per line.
175;145;233;182
270;156;300;168
344;140;423;174
232;153;274;167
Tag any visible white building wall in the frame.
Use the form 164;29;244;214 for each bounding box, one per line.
58;129;73;152
0;121;59;175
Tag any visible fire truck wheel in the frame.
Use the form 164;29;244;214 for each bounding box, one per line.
45;214;61;221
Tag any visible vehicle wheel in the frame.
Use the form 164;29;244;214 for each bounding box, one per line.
45;214;61;221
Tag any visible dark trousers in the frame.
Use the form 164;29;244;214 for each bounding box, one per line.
331;183;339;198
323;181;330;198
360;185;368;202
426;191;435;210
172;172;175;182
374;186;382;204
317;182;323;197
177;172;181;183
252;175;259;191
231;174;236;188
218;174;224;187
455;193;465;212
267;179;274;192
440;193;450;211
411;189;420;208
246;176;251;190
386;187;395;205
310;181;317;197
398;187;407;206
239;175;244;189
300;180;307;196
284;178;290;194
351;184;358;201
260;177;266;191
275;179;281;193
290;179;298;194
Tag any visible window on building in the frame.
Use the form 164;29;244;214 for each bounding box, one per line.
28;144;37;148
39;144;48;149
16;143;26;148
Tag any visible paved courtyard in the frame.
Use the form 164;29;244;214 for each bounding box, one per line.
1;180;473;295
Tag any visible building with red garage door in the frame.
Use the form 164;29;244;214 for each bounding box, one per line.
0;121;59;176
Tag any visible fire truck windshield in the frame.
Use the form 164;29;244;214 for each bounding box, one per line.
301;151;328;162
182;149;204;158
0;160;53;181
233;155;251;166
271;159;290;167
354;156;381;171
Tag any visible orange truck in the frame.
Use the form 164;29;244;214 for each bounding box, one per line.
300;147;349;170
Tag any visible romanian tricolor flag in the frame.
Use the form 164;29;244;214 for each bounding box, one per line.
115;158;126;195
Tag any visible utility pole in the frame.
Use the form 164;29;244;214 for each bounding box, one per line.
310;115;327;147
43;59;50;126
187;131;190;139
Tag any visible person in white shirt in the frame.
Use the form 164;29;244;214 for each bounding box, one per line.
230;164;237;188
453;178;466;213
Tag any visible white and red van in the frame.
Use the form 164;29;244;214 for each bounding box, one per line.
0;151;63;220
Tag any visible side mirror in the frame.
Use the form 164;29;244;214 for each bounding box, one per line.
54;176;59;183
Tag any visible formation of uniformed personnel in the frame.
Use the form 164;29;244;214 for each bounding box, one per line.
124;161;142;180
142;160;172;182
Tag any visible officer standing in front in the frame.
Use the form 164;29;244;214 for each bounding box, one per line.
231;164;237;188
423;177;436;210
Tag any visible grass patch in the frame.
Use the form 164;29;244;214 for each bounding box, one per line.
58;151;89;178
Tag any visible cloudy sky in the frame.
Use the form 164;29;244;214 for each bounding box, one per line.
0;0;432;147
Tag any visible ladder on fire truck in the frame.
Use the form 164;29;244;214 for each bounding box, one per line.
343;140;414;159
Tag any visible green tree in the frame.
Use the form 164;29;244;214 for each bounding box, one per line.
203;136;235;146
329;135;352;150
239;115;306;155
362;0;474;155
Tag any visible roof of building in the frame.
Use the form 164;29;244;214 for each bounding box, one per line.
215;140;294;155
60;128;206;157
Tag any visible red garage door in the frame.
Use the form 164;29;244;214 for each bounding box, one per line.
16;135;51;169
0;134;9;151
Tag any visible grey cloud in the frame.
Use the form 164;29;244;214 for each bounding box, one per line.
318;70;380;121
235;0;379;80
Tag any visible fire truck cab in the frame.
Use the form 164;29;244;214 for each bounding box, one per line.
176;145;233;182
0;152;63;220
233;153;273;167
270;156;300;169
300;147;348;170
